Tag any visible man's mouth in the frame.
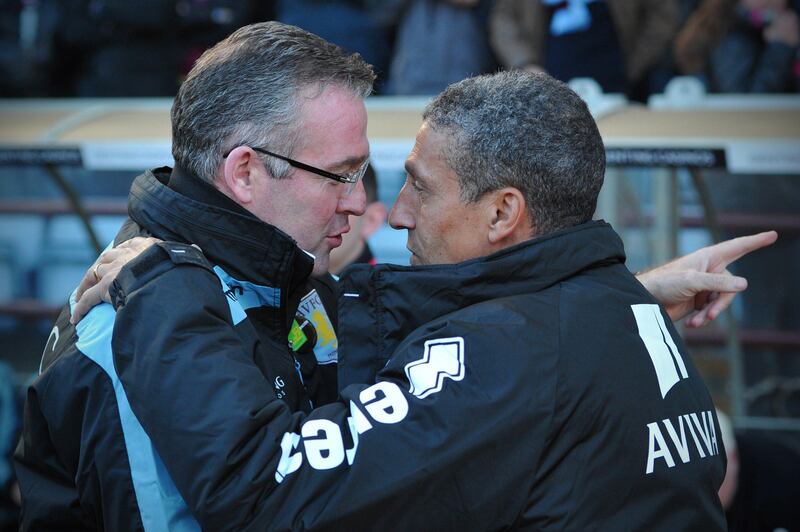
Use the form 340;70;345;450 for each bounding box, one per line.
406;236;415;256
406;243;419;264
336;223;351;236
326;226;350;248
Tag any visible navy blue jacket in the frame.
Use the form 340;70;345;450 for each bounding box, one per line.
14;168;338;530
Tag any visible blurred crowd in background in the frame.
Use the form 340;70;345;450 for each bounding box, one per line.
1;0;799;530
0;0;798;99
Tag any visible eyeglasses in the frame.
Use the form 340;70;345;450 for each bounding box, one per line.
225;146;368;194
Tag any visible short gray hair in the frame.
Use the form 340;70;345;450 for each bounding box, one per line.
171;21;375;183
423;71;605;237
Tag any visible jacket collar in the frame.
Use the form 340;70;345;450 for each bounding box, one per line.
337;220;626;373
167;164;255;218
127;167;314;298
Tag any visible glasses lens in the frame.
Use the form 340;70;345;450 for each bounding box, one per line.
344;161;369;194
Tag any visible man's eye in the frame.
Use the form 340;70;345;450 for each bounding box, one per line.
411;179;423;192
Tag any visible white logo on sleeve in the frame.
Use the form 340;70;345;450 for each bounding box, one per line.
274;381;409;483
404;337;465;399
631;304;688;399
644;410;720;474
631;305;722;475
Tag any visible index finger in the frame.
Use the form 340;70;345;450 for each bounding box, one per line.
71;282;105;324
75;248;124;300
75;261;100;301
708;231;778;270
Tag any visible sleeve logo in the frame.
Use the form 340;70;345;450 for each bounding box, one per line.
274;381;409;483
631;304;689;399
404;337;465;399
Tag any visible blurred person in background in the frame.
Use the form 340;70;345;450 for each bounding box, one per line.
489;0;679;99
328;163;387;274
0;0;40;96
31;0;267;96
675;0;799;93
716;409;800;531
0;361;20;531
385;0;497;95
275;0;397;93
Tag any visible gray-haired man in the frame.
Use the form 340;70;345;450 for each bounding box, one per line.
14;22;373;530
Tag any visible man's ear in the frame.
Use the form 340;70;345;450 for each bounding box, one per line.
219;146;261;205
359;201;388;239
486;187;532;246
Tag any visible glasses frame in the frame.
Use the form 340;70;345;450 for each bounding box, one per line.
224;146;367;192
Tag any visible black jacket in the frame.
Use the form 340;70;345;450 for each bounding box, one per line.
14;168;338;530
103;220;726;530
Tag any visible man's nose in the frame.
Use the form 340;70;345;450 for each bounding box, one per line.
339;180;366;216
388;184;414;230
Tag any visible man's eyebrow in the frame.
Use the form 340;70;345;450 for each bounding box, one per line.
404;160;428;186
404;159;418;178
328;153;370;171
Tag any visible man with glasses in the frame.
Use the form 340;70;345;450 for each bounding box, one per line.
13;22;374;530
17;22;776;531
236;146;370;193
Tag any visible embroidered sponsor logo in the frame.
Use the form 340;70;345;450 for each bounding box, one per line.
404;337;465;399
274;375;287;400
631;304;688;399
